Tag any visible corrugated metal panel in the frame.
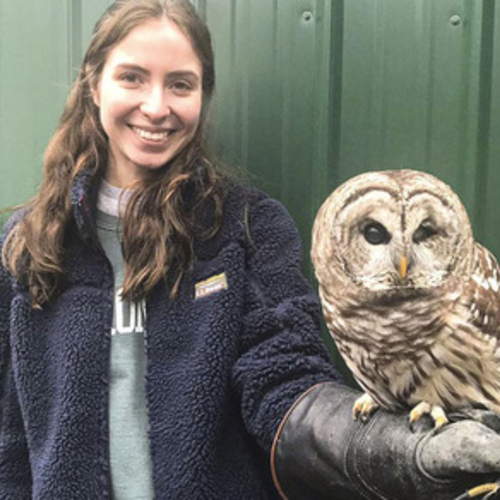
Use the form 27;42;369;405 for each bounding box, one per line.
338;1;483;203
336;0;500;257
199;0;334;268
80;0;115;53
480;1;500;257
0;0;72;209
0;0;115;214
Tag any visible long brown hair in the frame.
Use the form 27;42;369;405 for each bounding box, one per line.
2;0;225;308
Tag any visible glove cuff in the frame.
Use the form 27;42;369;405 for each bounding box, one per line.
271;382;368;499
270;383;325;499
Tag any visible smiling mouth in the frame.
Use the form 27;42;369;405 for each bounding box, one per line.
131;126;172;142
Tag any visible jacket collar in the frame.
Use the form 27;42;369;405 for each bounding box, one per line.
71;168;101;246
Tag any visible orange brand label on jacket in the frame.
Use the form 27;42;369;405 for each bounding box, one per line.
195;273;228;299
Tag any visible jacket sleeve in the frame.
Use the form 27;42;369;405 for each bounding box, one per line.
0;225;32;498
231;194;341;453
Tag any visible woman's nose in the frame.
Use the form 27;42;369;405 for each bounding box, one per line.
140;86;170;121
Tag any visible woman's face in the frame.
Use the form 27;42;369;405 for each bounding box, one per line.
92;17;203;187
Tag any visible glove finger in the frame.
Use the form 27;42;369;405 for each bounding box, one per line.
420;421;500;478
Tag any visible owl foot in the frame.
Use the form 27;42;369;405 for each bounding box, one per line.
409;401;448;430
353;393;379;422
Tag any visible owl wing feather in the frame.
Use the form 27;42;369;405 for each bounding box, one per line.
464;244;500;338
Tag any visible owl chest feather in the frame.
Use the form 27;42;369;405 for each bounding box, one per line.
322;286;444;358
321;285;500;412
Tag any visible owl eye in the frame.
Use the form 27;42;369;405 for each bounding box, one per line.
363;222;391;245
413;221;439;243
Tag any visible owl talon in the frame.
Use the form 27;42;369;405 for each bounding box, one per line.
454;481;500;499
409;401;448;430
353;393;379;422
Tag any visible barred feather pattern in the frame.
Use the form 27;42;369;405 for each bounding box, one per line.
311;169;500;415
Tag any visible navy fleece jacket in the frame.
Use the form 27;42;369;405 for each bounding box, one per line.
0;173;339;499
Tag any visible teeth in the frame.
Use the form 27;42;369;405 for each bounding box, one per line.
132;126;170;141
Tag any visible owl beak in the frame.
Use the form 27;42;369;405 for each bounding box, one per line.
399;256;409;279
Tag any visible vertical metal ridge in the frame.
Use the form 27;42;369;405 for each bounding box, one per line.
458;1;482;206
324;0;344;193
370;0;386;164
239;0;250;171
278;1;293;204
419;1;434;169
69;0;83;82
0;1;4;184
476;0;496;241
412;0;430;166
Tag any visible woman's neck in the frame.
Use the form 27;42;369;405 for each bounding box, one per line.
97;179;132;216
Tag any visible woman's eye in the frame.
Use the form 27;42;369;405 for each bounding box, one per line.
413;221;438;243
363;222;391;245
120;73;142;84
171;81;192;92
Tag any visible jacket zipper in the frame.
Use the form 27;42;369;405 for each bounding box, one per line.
78;194;114;498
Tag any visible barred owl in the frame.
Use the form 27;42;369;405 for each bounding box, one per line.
311;169;500;427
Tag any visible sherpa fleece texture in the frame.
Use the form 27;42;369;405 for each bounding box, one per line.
0;173;339;499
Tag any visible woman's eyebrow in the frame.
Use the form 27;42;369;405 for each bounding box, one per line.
114;63;149;75
167;70;201;81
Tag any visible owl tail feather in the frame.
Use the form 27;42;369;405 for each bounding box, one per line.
454;482;500;500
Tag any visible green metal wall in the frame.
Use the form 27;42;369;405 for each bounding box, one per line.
337;1;498;253
200;0;500;264
198;0;335;277
1;1;499;372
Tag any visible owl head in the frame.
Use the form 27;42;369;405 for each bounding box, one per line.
311;169;476;297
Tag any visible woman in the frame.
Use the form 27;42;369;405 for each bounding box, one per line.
2;1;500;499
